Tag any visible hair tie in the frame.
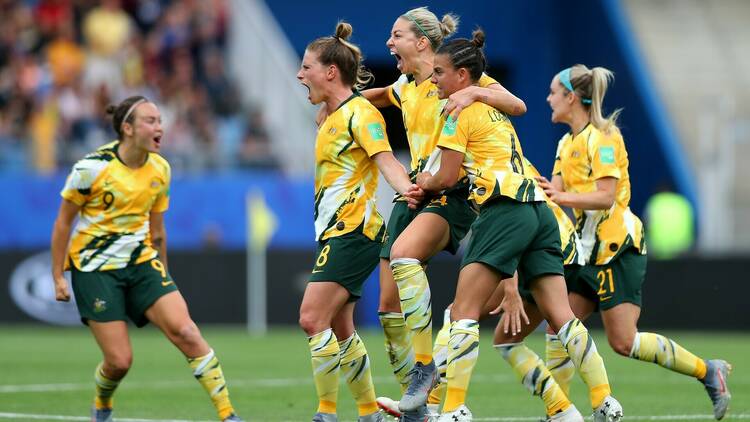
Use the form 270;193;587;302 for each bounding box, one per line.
121;99;146;128
404;13;431;41
557;68;591;105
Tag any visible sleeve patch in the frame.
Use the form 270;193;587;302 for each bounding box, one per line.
442;116;457;136
599;146;615;164
367;122;385;140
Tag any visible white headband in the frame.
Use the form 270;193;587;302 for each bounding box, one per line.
121;99;147;129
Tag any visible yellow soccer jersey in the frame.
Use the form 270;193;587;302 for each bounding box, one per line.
524;158;585;266
552;124;646;265
437;102;544;206
61;141;170;272
386;73;498;177
314;93;392;242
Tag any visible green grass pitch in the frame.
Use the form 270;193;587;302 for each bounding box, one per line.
0;325;747;421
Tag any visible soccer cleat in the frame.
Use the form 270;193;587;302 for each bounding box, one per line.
359;410;386;422
399;404;428;422
546;404;584;422
377;396;402;418
312;412;338;422
701;359;732;420
399;361;439;412
91;407;113;422
592;396;623;422
223;414;244;422
436;405;472;422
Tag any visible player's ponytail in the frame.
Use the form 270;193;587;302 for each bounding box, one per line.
559;64;621;133
401;7;459;51
435;28;487;82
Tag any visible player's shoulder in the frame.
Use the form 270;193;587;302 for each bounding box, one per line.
147;152;171;176
72;141;118;174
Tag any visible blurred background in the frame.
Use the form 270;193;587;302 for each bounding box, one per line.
0;0;748;330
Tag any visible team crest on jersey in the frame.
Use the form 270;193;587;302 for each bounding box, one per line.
150;177;161;190
571;150;580;158
426;89;438;98
93;298;107;313
328;126;337;135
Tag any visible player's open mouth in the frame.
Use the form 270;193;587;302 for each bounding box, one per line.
153;135;162;145
390;51;402;67
301;83;311;100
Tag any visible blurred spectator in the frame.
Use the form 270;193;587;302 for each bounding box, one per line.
644;186;695;259
0;0;274;174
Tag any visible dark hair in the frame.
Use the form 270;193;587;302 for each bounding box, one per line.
105;95;148;137
306;21;374;90
435;29;486;81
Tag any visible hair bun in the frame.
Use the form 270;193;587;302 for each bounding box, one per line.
335;21;353;40
105;104;117;115
471;29;485;49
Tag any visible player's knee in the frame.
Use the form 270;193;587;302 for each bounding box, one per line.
608;336;633;357
298;311;325;336
172;321;203;347
389;241;414;262
104;354;132;377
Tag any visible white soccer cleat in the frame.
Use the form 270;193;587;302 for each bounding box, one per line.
702;359;732;420
547;404;584;422
592;395;623;422
437;404;472;422
377;396;402;418
91;407;113;422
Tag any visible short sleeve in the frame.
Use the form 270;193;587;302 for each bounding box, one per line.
353;105;392;157
588;131;622;180
437;111;469;154
151;159;171;213
60;164;95;206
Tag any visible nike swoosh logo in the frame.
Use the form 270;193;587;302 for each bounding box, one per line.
600;295;612;301
312;269;324;274
161;280;174;287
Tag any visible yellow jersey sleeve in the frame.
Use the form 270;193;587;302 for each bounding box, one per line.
436;114;469;154
478;73;498;88
352;106;392;157
588;130;622;180
151;156;171;213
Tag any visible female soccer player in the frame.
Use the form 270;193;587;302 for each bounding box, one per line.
296;22;423;422
417;31;622;422
537;64;732;420
361;8;527;417
51;96;243;422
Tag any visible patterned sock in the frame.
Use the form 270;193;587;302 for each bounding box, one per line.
630;332;707;379
557;319;611;409
308;329;340;414
93;363;120;410
378;311;415;393
391;258;433;364
187;349;235;420
546;333;575;397
339;332;379;416
443;319;479;412
428;309;451;406
495;342;571;417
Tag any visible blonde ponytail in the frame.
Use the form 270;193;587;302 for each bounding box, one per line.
564;64;622;133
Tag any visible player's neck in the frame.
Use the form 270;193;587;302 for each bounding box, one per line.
569;112;590;137
412;57;434;85
117;139;149;168
325;85;356;112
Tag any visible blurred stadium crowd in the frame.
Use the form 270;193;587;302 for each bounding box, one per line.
0;0;278;174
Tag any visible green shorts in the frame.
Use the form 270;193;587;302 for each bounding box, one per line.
462;198;564;289
71;258;178;327
519;263;582;304
309;228;383;299
568;248;647;311
379;191;476;259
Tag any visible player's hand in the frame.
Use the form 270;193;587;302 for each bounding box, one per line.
493;291;529;336
404;184;425;209
54;276;71;302
415;171;432;188
534;175;565;205
442;87;475;120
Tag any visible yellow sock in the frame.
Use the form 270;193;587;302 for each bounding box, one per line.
545;333;575;397
187;349;235;420
93;363;120;410
378;311;415;393
444;319;479;412
308;329;340;414
558;319;611;409
496;342;571;417
339;332;378;416
391;258;433;364
428;310;451;406
630;332;707;379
